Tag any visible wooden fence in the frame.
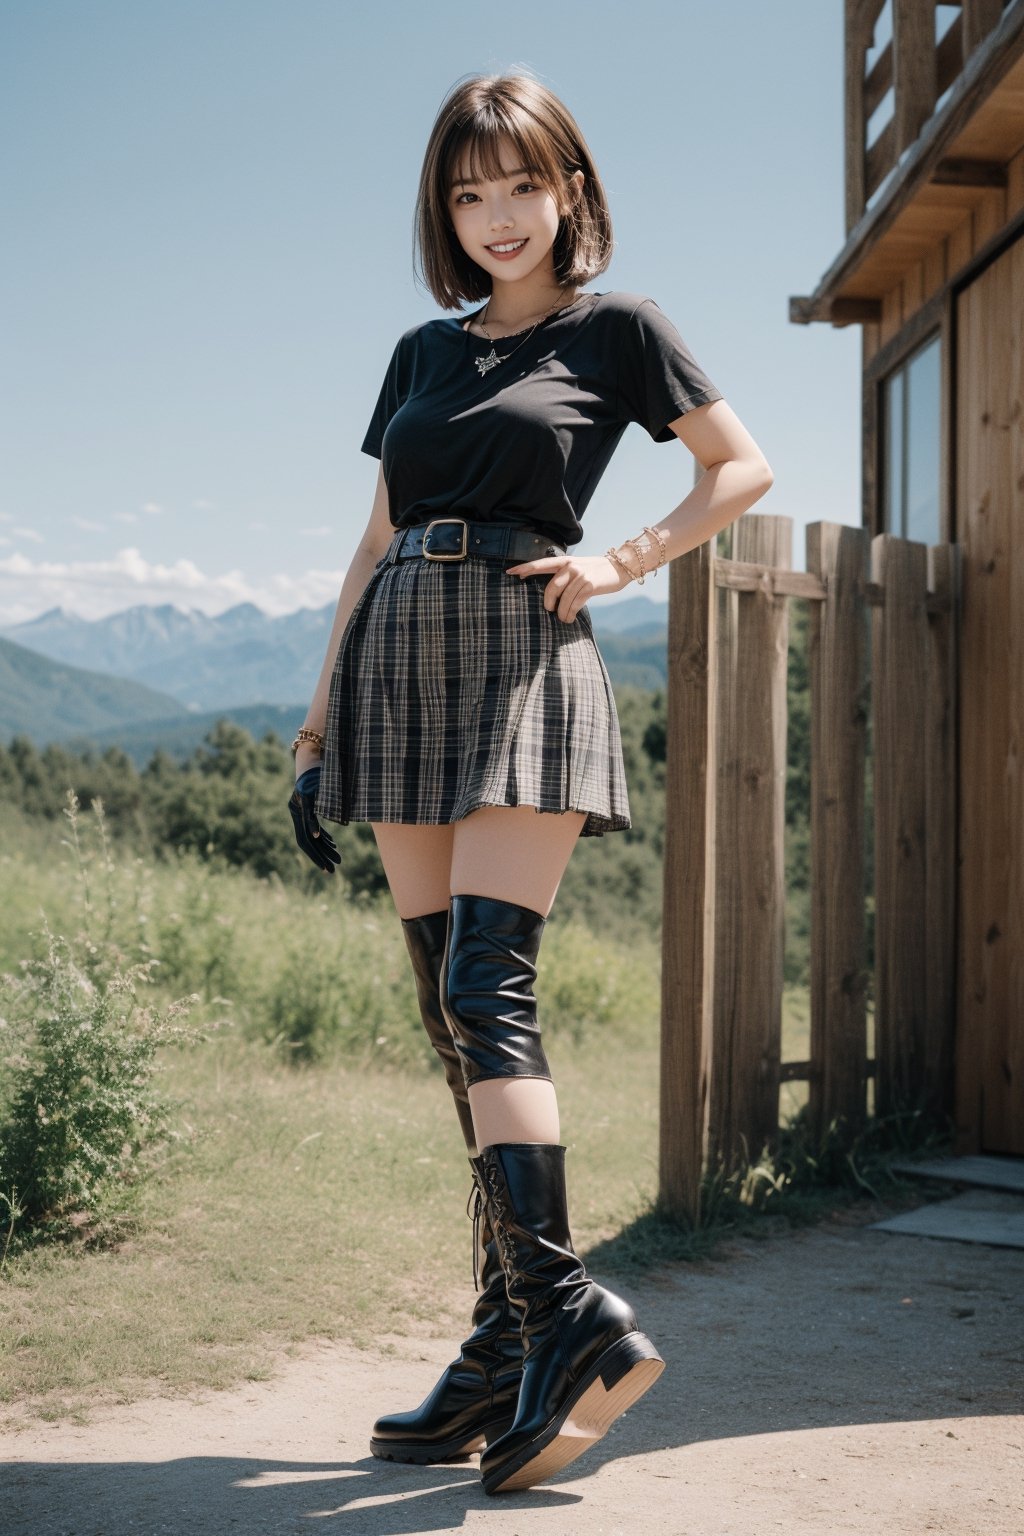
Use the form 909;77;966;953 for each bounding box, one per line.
658;513;961;1223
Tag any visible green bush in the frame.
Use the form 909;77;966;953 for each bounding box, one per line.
0;792;207;1258
0;928;202;1255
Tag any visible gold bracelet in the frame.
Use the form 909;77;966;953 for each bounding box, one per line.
605;546;639;584
624;536;648;584
642;525;668;574
292;726;325;756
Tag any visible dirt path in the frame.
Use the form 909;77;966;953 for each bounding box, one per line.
4;1204;1022;1536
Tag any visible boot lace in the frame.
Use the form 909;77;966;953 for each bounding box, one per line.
483;1154;518;1278
467;1179;484;1293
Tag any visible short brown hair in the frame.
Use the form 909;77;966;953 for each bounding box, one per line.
414;73;614;310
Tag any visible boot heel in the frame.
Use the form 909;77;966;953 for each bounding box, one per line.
598;1330;664;1392
486;1335;665;1493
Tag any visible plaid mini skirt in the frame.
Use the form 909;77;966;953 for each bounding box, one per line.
314;526;632;838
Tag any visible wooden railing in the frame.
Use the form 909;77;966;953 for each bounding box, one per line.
845;0;1013;230
658;514;960;1223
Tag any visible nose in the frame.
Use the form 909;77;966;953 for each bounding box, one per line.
487;192;515;232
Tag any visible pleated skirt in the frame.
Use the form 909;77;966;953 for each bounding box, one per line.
314;531;632;838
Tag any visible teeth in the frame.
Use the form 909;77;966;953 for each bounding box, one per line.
488;240;525;253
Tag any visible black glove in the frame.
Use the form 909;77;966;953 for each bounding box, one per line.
289;764;341;874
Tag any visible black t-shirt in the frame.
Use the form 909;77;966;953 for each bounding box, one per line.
360;289;723;549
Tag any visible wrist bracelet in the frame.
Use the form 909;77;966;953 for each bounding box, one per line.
292;727;325;756
642;525;668;573
625;536;648;584
605;546;640;584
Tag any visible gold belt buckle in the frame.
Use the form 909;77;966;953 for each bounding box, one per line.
422;518;468;561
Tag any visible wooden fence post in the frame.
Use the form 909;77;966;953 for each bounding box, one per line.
658;537;717;1224
707;514;791;1173
806;522;869;1141
871;532;930;1117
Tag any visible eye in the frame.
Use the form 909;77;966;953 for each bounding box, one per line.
454;191;478;205
514;181;540;194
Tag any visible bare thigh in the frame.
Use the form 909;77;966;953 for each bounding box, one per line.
450;805;585;917
371;805;586;920
370;821;456;918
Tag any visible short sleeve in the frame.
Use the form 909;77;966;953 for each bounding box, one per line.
616;298;723;442
360;333;410;459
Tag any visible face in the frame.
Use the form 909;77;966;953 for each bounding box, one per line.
447;137;582;290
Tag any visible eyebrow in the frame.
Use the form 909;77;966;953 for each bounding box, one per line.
451;166;536;189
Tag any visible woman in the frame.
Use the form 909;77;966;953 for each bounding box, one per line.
288;72;773;1495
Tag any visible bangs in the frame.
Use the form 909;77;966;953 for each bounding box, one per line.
443;116;567;199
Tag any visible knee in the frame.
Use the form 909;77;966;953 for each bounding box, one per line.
440;893;552;1087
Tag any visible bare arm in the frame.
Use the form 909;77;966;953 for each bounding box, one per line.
294;464;395;777
614;398;774;569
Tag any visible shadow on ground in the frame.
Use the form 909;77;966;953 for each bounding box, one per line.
5;1204;1023;1535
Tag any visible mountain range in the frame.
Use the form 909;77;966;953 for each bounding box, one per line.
1;595;669;760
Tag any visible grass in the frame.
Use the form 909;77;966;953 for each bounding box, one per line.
0;1023;665;1426
0;798;939;1427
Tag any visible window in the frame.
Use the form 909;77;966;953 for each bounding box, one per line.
881;332;941;544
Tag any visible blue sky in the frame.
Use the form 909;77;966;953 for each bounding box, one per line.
0;0;859;625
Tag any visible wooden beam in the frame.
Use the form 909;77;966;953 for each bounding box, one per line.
893;0;938;155
714;560;827;602
789;295;884;325
931;156;1008;187
962;0;1005;56
845;0;874;234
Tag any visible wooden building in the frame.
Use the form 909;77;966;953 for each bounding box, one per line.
790;1;1024;1157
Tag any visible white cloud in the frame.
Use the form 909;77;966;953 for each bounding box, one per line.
0;512;13;523
0;547;344;625
193;499;217;511
141;501;163;516
13;526;44;543
71;516;106;533
112;511;139;523
300;525;332;537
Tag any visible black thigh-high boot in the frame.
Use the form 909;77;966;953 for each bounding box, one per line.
368;909;522;1463
478;1142;665;1495
439;894;662;1490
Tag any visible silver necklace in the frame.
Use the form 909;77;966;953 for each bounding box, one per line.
468;290;582;377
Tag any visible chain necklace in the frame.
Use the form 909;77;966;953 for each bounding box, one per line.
467;289;583;377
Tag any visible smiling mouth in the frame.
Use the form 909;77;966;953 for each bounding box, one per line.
486;239;528;254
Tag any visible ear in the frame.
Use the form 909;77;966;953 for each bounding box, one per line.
559;168;585;220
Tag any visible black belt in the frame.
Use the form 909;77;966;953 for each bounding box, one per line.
386;518;566;565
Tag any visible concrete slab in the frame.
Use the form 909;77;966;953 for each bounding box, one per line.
888;1155;1024;1195
871;1189;1024;1249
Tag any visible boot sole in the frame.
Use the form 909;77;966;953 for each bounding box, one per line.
482;1331;665;1494
370;1415;515;1465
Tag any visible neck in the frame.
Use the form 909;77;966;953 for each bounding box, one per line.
484;273;573;328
